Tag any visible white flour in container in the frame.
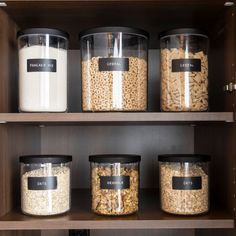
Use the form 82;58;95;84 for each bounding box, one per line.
19;45;67;112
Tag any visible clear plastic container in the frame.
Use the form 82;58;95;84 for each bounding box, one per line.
158;154;210;215
20;155;72;216
17;28;69;112
159;28;209;112
89;154;141;215
79;27;149;111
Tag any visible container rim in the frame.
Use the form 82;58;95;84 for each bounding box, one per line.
20;155;72;164
89;154;141;163
79;26;149;39
17;28;69;39
158;154;211;163
159;28;208;39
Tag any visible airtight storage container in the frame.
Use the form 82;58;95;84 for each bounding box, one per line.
20;155;72;216
89;154;141;215
159;28;209;112
17;28;69;112
79;27;149;111
158;154;210;215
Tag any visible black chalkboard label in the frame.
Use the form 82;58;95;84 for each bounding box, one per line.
99;58;129;71
27;59;57;72
28;176;57;190
100;176;130;189
172;176;202;190
172;59;201;72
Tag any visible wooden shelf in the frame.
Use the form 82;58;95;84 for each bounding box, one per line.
2;0;228;2
0;112;233;124
0;189;233;230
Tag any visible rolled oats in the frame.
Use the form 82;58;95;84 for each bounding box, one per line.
21;166;70;216
160;162;209;215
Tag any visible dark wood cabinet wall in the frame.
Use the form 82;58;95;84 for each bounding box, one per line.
0;1;236;236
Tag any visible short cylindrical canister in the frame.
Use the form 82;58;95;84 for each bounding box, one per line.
89;154;141;215
20;155;72;216
158;154;210;215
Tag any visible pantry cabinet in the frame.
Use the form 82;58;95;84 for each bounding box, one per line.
0;0;236;236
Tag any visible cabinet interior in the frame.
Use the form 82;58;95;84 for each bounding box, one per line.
0;123;235;235
0;0;235;113
0;1;235;236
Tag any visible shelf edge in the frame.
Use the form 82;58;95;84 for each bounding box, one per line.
0;112;233;123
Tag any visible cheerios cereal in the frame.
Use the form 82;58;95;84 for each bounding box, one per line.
82;56;147;111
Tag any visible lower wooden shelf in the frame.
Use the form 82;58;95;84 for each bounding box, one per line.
0;112;233;123
0;189;234;230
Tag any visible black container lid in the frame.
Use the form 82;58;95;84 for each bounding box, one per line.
89;154;141;163
158;154;211;163
17;28;69;39
159;28;208;39
79;26;149;39
20;155;72;164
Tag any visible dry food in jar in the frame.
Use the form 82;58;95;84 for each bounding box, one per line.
89;154;141;215
158;154;210;215
161;48;208;111
20;155;72;216
82;56;147;111
17;28;69;112
79;27;149;111
160;28;209;111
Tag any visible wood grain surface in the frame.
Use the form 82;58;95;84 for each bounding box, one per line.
0;189;233;230
0;112;233;123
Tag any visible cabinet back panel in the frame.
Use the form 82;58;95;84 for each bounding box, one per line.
41;125;194;188
195;124;236;215
195;229;236;236
91;229;195;236
41;229;195;236
0;9;18;113
0;231;40;236
40;229;236;236
208;7;235;113
0;125;41;216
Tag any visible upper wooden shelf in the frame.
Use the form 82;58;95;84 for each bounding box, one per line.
0;112;233;124
0;189;233;230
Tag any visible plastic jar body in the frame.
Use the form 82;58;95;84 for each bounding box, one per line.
18;28;69;112
158;154;210;215
20;155;72;216
89;154;141;215
160;29;209;112
80;27;148;111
